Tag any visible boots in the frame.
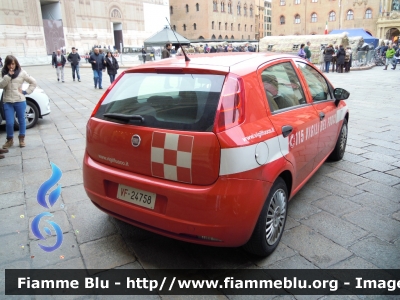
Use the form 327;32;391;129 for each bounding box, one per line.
0;148;8;159
2;138;13;149
18;135;25;148
384;65;388;70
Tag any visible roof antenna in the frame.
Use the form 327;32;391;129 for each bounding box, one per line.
165;17;190;62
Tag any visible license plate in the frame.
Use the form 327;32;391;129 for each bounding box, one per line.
117;184;156;210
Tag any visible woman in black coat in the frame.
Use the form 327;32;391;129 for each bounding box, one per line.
336;45;346;73
104;51;119;84
323;44;335;73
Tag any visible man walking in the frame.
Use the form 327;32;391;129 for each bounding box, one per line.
304;41;312;62
89;48;106;89
161;43;172;59
67;47;81;82
384;44;395;70
141;47;147;63
52;49;66;82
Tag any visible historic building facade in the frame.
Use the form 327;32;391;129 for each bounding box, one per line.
377;0;400;41
272;0;380;37
169;0;258;41
0;0;169;57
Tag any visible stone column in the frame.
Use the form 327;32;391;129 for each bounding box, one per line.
62;0;81;46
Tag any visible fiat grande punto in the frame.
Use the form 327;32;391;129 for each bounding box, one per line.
83;53;350;256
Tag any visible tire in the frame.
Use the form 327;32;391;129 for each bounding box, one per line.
15;100;39;129
243;177;288;257
329;118;348;161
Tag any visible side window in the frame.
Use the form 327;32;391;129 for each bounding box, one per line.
261;62;306;112
296;62;332;101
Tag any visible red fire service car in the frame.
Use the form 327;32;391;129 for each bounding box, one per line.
83;52;350;256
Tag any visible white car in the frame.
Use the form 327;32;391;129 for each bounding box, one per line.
0;83;50;129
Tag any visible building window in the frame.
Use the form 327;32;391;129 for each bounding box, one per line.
193;23;197;30
225;22;228;30
280;0;286;5
228;2;232;13
237;2;241;15
225;35;229;39
245;24;247;31
294;14;300;24
212;34;216;39
280;15;285;24
244;4;247;16
173;25;176;31
251;25;253;32
238;23;241;31
219;22;221;30
295;0;300;4
212;21;214;29
196;3;199;11
218;35;223;39
221;2;225;12
347;10;354;20
250;5;253;17
329;11;336;21
183;24;186;31
213;1;217;11
170;6;173;14
311;13;317;22
365;8;372;19
231;35;234;39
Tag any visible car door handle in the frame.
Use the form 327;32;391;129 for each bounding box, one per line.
282;125;293;138
319;112;325;121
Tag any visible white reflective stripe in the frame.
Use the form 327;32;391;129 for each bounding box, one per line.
336;107;347;123
219;135;288;176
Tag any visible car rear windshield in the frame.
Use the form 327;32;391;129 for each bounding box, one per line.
94;73;226;132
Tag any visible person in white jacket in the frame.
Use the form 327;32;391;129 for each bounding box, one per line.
0;55;36;148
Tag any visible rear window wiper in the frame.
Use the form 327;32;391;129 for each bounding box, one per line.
103;113;144;123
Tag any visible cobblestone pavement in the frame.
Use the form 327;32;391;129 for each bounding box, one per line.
0;64;399;300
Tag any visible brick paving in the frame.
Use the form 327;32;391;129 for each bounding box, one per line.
0;64;399;299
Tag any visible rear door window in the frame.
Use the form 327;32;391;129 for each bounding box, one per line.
94;73;225;132
260;62;307;113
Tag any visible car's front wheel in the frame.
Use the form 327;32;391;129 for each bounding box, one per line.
15;100;39;129
329;118;348;161
243;177;288;257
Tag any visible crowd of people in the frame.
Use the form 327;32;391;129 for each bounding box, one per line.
177;43;257;54
298;41;353;73
379;42;400;70
50;47;119;88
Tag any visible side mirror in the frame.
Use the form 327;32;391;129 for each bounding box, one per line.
334;88;350;101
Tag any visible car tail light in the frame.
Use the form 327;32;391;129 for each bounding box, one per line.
90;71;124;117
214;75;245;133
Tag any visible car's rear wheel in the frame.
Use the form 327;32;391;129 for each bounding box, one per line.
329;118;348;161
243;177;288;257
15;100;39;129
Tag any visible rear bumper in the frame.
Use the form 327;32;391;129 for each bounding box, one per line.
83;152;272;247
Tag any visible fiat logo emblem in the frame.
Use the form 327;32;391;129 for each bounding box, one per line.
131;134;141;147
